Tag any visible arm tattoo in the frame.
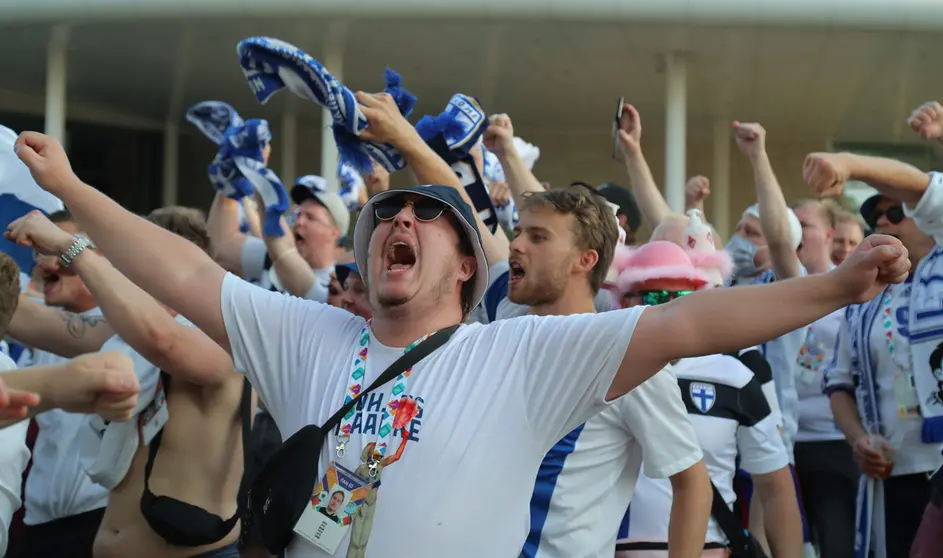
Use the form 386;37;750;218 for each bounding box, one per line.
63;312;107;339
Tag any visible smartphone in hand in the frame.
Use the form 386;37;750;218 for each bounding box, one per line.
612;96;624;159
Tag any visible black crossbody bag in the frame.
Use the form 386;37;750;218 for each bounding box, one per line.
709;481;769;558
241;324;459;554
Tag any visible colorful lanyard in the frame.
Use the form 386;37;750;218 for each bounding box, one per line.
879;284;912;377
335;323;431;478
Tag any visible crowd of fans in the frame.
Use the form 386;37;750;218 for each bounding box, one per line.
0;36;940;558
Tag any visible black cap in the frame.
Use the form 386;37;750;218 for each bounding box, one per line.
594;183;641;232
859;193;884;229
353;185;489;309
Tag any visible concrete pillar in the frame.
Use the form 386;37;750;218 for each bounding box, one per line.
161;122;179;207
320;48;343;193
710;120;731;239
44;25;70;144
664;52;687;213
281;112;298;184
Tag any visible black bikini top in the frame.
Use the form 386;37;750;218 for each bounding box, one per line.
140;372;251;547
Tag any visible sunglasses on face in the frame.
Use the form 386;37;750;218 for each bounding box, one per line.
631;290;693;306
374;197;447;223
867;205;905;228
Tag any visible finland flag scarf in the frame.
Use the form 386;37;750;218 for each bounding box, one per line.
236;36;416;176
185;101;289;237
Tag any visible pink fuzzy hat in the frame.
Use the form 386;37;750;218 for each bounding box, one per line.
613;241;712;294
683;209;733;287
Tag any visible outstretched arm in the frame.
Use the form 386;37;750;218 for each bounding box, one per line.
10;132;231;353
6;210;234;385
0;351;139;428
8;294;113;358
805;152;931;207
734;122;800;280
609;235;910;399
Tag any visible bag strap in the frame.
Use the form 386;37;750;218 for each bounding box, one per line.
321;324;460;434
709;480;757;556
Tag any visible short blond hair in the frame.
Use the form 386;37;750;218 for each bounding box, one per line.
0;254;21;338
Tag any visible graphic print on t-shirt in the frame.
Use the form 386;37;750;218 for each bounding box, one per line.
346;395;422;558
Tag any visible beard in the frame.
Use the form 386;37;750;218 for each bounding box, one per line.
508;267;568;307
375;260;458;316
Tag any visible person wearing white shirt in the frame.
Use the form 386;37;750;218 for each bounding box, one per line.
18;98;912;558
789;199;857;558
483;191;708;558
810;151;943;558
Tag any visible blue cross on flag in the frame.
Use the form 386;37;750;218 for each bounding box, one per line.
690;382;716;413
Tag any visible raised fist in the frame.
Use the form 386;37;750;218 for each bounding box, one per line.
907;101;943;141
732;122;766;159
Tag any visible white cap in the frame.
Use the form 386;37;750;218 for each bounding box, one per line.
742;203;803;250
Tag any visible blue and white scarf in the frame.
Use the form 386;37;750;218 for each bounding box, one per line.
847;245;943;558
186;101;289;237
415;93;500;233
482;148;519;230
236;37;416;176
337;161;366;212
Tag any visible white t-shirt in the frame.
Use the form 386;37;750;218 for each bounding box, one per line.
795;309;844;442
0;353;29;557
621;354;789;545
25;307;110;525
828;281;943;476
220;273;646;558
522;366;702;558
241;236;333;301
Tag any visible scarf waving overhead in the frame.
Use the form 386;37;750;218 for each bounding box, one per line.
236;37;416;176
185;101;255;234
415;94;499;232
209;117;288;238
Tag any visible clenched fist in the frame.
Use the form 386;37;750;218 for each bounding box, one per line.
803;153;853;198
14;132;80;196
60;351;141;421
907;101;943;141
732;122;766;159
685;176;711;207
484;114;516;157
5;210;78;257
833;234;910;305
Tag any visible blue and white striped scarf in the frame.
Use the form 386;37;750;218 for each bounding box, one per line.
482;148;519;230
337;161;366;212
236;36;416;176
186;101;289;237
415;93;500;233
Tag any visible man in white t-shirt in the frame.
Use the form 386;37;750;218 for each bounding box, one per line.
13;92;913;557
484;185;709;558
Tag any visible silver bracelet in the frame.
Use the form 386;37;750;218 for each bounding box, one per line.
59;235;92;268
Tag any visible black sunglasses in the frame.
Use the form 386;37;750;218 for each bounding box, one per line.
630;290;693;306
374;197;447;222
866;205;905;229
